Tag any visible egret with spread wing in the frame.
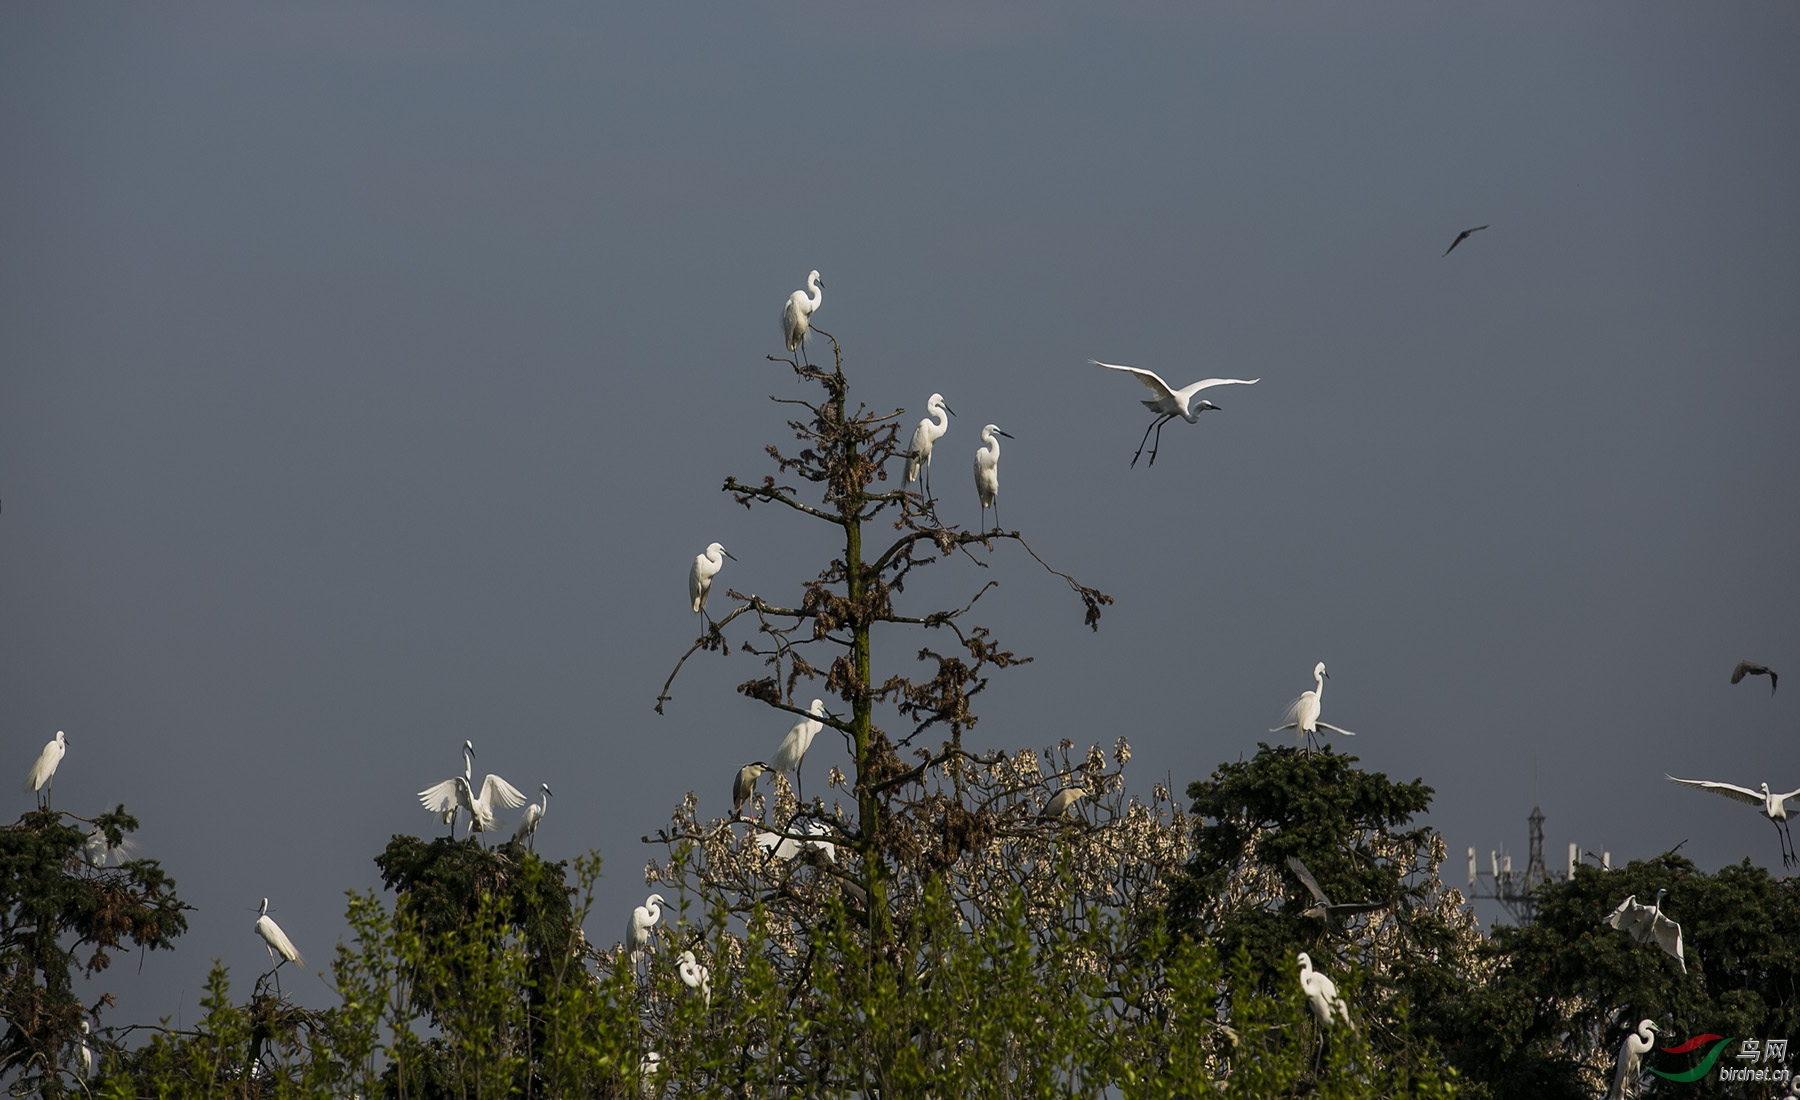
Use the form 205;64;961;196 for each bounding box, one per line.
1606;889;1686;972
1090;360;1259;467
1667;775;1800;868
1286;856;1394;926
419;755;528;839
1272;663;1358;749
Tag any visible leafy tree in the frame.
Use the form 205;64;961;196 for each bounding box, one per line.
0;806;188;1096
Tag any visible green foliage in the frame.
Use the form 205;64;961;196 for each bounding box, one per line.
0;806;188;1095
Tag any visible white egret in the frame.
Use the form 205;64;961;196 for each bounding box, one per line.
1271;662;1357;748
626;893;665;964
756;818;837;863
733;761;768;817
77;1020;92;1079
1605;889;1685;973
906;393;955;502
1295;952;1354;1031
254;897;303;973
772;699;826;795
423;740;475;834
82;827;136;869
973;424;1014;533
514;783;552;849
24;730;67;807
781;269;824;358
1666;775;1800;868
1043;788;1085;819
638;1050;663;1098
1090;360;1259;468
419;764;528;839
678;949;712;1006
1608;1019;1657;1100
689;542;737;616
1730;659;1777;694
1286;856;1393;926
1442;224;1490;257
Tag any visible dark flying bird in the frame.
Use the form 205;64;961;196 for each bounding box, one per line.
1286;855;1394;925
1442;225;1489;256
1730;660;1777;695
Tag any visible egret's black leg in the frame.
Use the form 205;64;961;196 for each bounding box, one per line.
1147;417;1170;467
1130;418;1160;468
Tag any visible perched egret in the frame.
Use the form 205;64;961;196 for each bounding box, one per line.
678;949;712;1006
424;741;475;834
1272;662;1357;748
973;424;1014;533
756;818;837;863
1730;659;1778;694
689;542;737;617
638;1050;663;1098
255;898;303;972
24;730;67;807
1605;889;1686;972
627;893;665;964
419;765;528;839
906;393;955;502
733;761;769;817
1666;775;1800;868
1090;360;1259;468
1442;224;1490;256
772;700;826;794
82;827;136;869
1285;856;1394;926
1608;1019;1657;1100
77;1020;92;1079
1296;952;1354;1031
514;783;552;849
782;270;824;358
1043;788;1085;819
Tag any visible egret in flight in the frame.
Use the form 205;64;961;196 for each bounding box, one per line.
254;897;303;991
24;730;66;808
419;757;527;839
1286;856;1393;926
626;893;665;964
1090;360;1259;468
514;784;552;850
1605;889;1685;972
733;761;768;818
906;393;955;502
782;270;824;361
1666;775;1800;867
973;424;1013;533
1730;659;1778;694
689;542;737;617
1608;1020;1657;1100
1272;662;1358;748
1296;952;1354;1031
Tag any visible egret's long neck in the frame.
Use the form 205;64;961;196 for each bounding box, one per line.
1314;671;1326;702
930;404;949;436
806;272;822;309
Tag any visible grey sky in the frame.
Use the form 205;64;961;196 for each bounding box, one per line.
3;3;1795;1023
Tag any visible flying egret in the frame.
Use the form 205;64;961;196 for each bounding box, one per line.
419;765;528;839
626;893;665;964
1666;775;1800;868
1271;662;1358;748
973;424;1013;533
733;761;768;817
1286;856;1394;926
1442;225;1490;256
782;270;824;359
1295;952;1354;1031
24;730;67;807
1043;788;1085;819
513;783;552;850
906;393;955;502
689;542;737;617
82;827;136;869
1605;889;1685;972
1090;360;1259;468
1608;1019;1657;1100
423;741;475;834
678;949;712;1006
772;700;826;797
254;897;303;974
1730;659;1778;694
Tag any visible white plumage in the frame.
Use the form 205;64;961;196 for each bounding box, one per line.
906;393;955;499
973;424;1013;533
1608;1019;1657;1100
755;818;837;863
1090;359;1260;467
678;949;711;1006
255;897;303;968
1271;662;1357;746
1606;890;1686;972
689;542;736;615
781;270;824;353
419;768;528;838
24;730;66;805
1667;775;1800;868
772;699;825;775
1043;788;1085;819
626;893;665;963
514;783;552;849
1296;952;1354;1031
